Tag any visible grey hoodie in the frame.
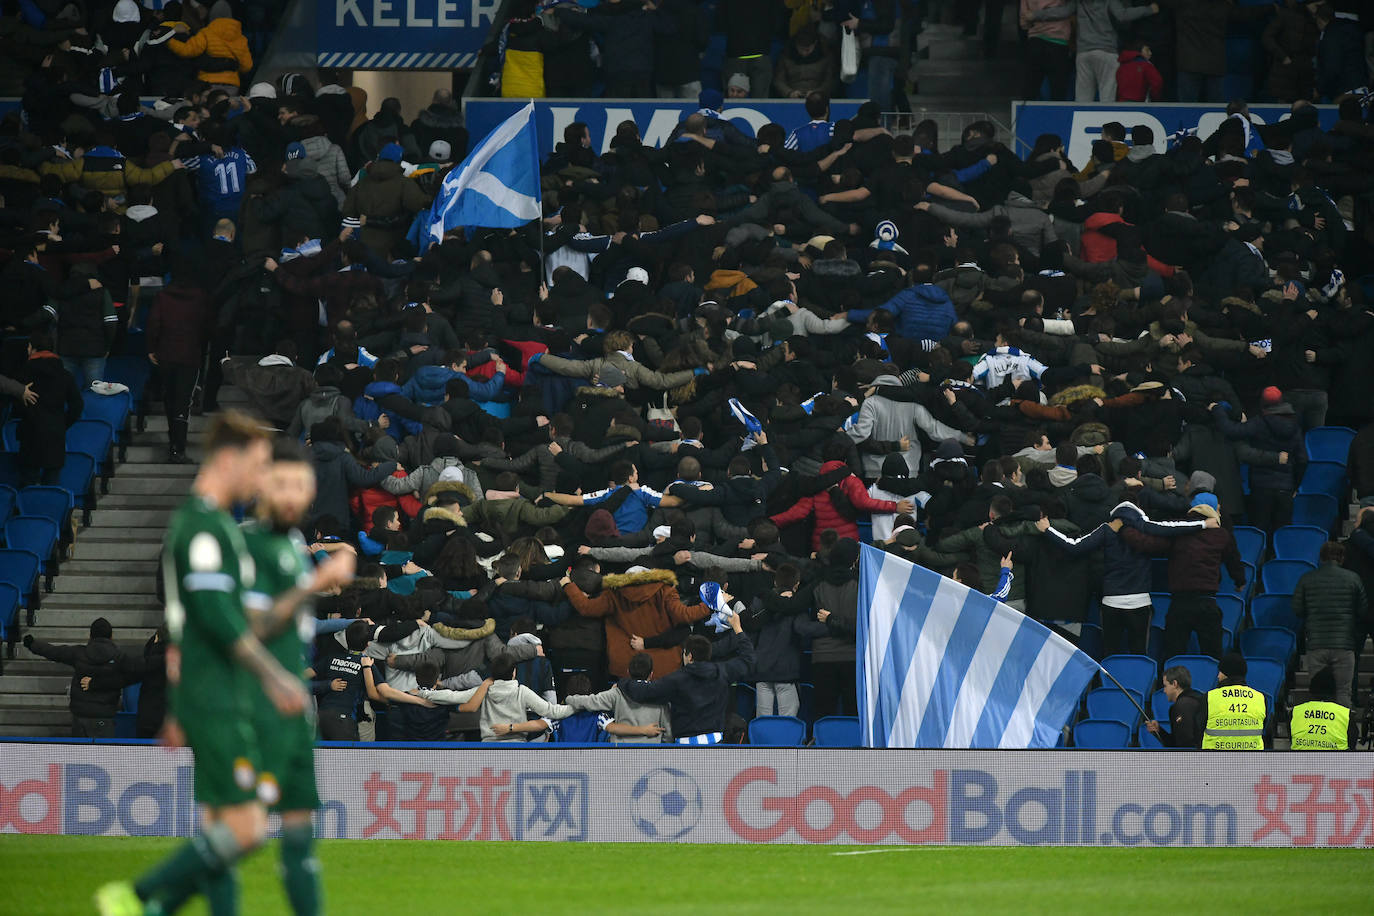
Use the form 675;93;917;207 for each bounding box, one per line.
420;678;574;741
300;134;353;205
567;683;673;743
1075;0;1155;54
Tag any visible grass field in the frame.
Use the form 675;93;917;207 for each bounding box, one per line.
2;837;1370;915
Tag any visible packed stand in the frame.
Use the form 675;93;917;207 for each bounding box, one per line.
3;5;1374;747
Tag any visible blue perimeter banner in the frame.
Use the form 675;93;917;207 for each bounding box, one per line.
316;0;499;69
466;99;866;158
1012;102;1341;167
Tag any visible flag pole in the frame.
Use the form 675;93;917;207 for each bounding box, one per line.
1095;663;1153;722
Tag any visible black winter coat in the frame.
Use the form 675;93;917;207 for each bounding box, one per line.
1211;403;1304;492
309;441;397;527
1293;562;1366;651
619;631;755;738
18;351;82;470
52;276;114;359
27;636;130;718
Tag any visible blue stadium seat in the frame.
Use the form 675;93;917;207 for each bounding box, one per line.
1298;460;1346;499
1101;654;1157;698
0;548;41;624
748;715;807;747
1164;655;1219;693
1085;687;1145;728
734;683;756;720
4;516;59;592
66;420;114;495
0;485;15;526
1;420;16;452
0;455;22;489
1073;719;1131;749
1150;593;1171;629
1261;559;1317;596
102;357;151;432
1147;626;1165;662
81;389;133;463
1219;562;1253;598
1151;689;1171;730
116;683;141;739
17;486;72;533
58;453;98;527
0;581;19;671
1305;426;1356;465
1216;595;1245;639
1250;593;1300;633
1239;627;1297;665
1231;526;1265;568
1272;526;1330;564
1246;658;1286;702
1292;493;1339;530
812;716;862;748
1138;723;1165;749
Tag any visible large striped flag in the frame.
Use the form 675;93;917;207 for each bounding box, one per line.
425;100;542;243
857;544;1098;748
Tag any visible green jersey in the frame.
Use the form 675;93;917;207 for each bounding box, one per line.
240;522;315;677
162;494;257;718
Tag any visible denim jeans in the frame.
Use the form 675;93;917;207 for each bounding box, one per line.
61;355;106;389
867;55;898;110
1176;71;1225;102
1283;389;1329;432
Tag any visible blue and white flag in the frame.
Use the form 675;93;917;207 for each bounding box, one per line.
427;100;541;243
857;545;1098;749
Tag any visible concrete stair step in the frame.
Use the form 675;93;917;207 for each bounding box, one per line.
105;477;194;496
10;639;151;663
0;674;72;693
52;574;157;595
20;625;156;642
0;705;76;726
0;693;72;710
60;560;158;576
27;608;163;629
71;540;164;562
42;593;163;610
124;444;203;464
94;493;185;509
86;508;175;528
140;416;209;434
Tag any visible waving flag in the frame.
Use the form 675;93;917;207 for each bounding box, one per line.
857;545;1097;749
427;101;541;242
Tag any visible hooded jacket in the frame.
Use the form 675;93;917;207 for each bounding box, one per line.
771;460;903;551
925;193;1058;259
309;440;397;525
850;283;957;343
342;159;429;255
1114;503;1244;594
1062;472;1117;531
354;380;424;441
51;273;116;359
167;14;252;86
1115;49;1163;101
563;569;709;679
145;283;211;367
1210;403;1304;492
298;133;353;205
846;375;966;477
287;385;370;441
617;630;755;739
27;635;130;718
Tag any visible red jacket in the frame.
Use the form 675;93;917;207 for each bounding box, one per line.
1080;212;1176;277
351;469;422;524
1116;51;1163;102
770;460;900;551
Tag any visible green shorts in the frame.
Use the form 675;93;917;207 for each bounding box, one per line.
253;708;320;813
184;715;262;808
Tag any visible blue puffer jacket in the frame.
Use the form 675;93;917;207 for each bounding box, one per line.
401;365;506;407
850;283;958;342
354;381;423;441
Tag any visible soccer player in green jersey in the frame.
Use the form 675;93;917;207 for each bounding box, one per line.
97;412;309;916
241;438;354;916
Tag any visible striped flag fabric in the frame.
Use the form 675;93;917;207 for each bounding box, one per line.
426;100;542;243
857;544;1099;749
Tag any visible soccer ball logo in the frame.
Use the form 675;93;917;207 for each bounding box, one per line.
630;768;703;840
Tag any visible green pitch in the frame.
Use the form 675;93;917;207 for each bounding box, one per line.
2;836;1368;915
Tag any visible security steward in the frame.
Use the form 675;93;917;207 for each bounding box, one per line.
1202;653;1268;750
1289;667;1355;750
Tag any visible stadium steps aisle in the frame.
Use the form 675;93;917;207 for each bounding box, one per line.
0;389;242;736
907;22;1020;116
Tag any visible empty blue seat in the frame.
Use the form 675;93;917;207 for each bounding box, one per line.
0;485;15;526
1246;658;1286;702
1261;559;1317;596
116;683;142;738
1165;654;1220;692
1239;627;1297;665
1085;687;1145;728
58;454;97;527
0;548;41;623
1251;593;1300;633
1298;460;1346;499
1073;719;1131;749
1101;654;1157;698
1138;723;1166;749
16;486;72;531
81;389;133;461
102;357;151;431
4;516;59;591
1216;595;1245;638
748;715;807;747
66;419;114;464
1305;426;1356;465
1150;593;1171;629
734;683;756;720
1231;526;1265;568
0;581;19;671
1151;688;1172;729
1272;526;1330;564
812;716;862;748
1292;493;1339;530
1219;562;1253;598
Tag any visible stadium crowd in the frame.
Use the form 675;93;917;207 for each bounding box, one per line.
2;0;1374;751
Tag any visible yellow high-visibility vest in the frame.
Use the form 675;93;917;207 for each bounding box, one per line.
1202;685;1266;750
1290;700;1349;750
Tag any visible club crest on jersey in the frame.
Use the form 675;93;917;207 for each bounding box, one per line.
233;757;256;791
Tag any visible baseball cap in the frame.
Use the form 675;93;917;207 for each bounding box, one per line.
247;81;277;100
378;142;404;162
285;142;307;161
428;140;452;162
